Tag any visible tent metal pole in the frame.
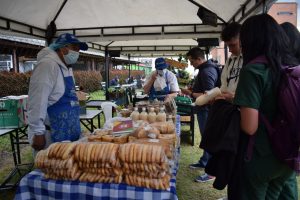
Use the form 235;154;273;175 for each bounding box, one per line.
128;54;131;79
105;47;110;100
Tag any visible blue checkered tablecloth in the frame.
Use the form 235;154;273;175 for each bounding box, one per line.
14;168;178;200
15;116;181;200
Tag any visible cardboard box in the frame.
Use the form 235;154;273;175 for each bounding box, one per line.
113;120;133;135
0;95;28;128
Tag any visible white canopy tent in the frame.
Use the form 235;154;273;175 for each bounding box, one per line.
0;0;276;96
0;0;276;57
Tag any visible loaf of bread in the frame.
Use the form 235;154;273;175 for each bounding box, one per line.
87;135;102;142
150;122;175;134
101;135;114;142
93;129;111;136
113;134;128;144
131;125;160;139
131;138;174;159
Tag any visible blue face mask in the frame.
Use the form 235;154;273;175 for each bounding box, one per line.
63;49;79;65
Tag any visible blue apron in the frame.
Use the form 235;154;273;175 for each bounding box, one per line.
47;66;81;142
149;72;170;101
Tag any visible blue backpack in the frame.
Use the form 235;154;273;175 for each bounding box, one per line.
250;56;300;171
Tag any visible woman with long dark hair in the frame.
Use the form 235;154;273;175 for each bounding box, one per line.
281;22;300;62
233;14;298;199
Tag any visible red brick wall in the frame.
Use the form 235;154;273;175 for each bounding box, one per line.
268;2;297;26
210;3;298;66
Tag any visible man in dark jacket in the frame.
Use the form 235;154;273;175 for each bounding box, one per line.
181;47;219;182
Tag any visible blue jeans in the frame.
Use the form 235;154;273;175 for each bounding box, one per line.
197;110;211;167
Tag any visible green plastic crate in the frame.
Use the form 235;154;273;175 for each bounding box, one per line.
0;96;28;128
174;96;192;114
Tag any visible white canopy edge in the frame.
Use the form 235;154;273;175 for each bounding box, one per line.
0;0;276;57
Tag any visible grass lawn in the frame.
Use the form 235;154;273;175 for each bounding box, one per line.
0;90;299;199
177;125;227;200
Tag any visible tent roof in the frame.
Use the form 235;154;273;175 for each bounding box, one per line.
0;0;275;57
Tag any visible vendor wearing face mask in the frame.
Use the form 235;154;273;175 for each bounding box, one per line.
28;33;88;152
143;57;179;101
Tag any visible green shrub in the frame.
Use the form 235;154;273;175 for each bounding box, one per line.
0;72;31;97
0;71;102;97
108;70;145;83
73;71;102;93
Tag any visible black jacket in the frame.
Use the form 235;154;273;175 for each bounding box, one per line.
200;99;248;200
193;60;218;112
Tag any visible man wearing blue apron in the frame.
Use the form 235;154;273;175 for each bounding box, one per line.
28;33;88;151
143;57;179;101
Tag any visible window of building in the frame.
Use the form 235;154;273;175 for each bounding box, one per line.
277;11;293;15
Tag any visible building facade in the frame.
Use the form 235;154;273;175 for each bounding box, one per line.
210;2;298;66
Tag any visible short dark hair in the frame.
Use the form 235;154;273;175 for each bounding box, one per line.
186;47;205;59
281;22;300;62
221;22;241;42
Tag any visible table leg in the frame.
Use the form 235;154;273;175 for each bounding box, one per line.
80;120;92;132
9;131;18;166
16;129;21;164
98;113;101;129
91;119;94;132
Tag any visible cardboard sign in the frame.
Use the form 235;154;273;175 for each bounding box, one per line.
112;120;133;134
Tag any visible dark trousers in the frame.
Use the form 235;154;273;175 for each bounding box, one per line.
197;110;211;166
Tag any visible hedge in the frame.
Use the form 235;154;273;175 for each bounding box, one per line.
0;71;103;97
0;71;31;97
108;70;145;84
73;71;102;93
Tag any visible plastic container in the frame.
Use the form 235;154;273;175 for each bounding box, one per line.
167;114;173;124
130;107;140;122
156;107;166;122
148;107;157;123
139;107;148;121
195;87;222;106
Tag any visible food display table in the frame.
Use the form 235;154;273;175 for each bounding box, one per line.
80;110;102;132
0;126;32;190
15;116;181;200
86;100;107;110
15;166;178;200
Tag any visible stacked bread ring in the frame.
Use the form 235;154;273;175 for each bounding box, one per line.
119;143;171;190
74;142;122;183
35;142;79;180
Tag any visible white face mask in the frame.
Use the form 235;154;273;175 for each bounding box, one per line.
63;49;79;65
157;69;166;76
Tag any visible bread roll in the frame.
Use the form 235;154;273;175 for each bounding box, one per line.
113;135;128;144
101;135;114;142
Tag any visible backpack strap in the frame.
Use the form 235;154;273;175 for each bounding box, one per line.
245;135;255;162
248;55;268;64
